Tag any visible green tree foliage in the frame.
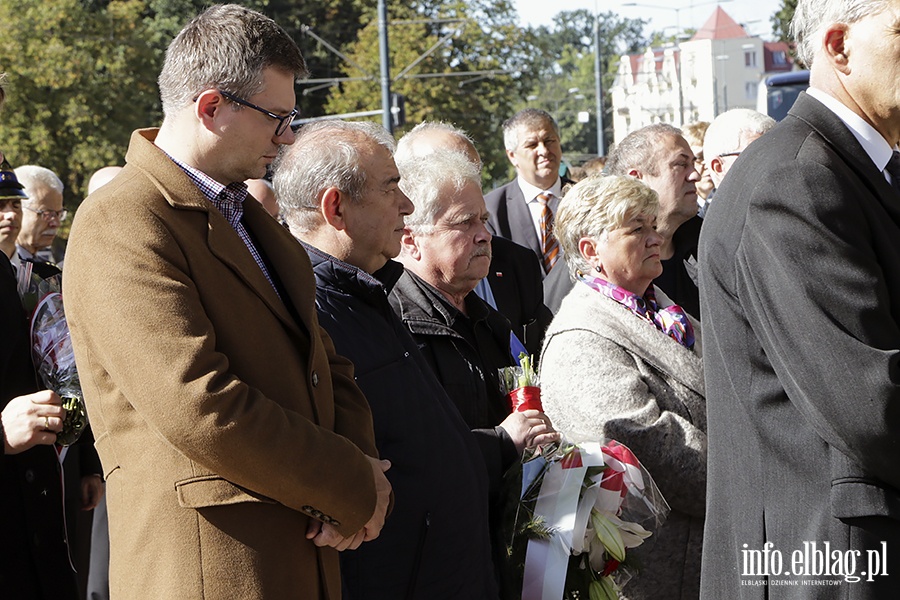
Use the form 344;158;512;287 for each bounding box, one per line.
142;0;206;42
266;0;368;117
771;0;800;66
0;0;654;208
0;0;387;210
0;0;160;206
523;10;648;164
322;0;535;185
771;0;797;44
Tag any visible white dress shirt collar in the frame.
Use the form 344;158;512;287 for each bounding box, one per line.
517;176;562;203
517;176;563;243
806;87;897;173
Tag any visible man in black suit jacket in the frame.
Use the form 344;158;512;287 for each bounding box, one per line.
484;235;551;357
699;1;900;597
485;109;570;275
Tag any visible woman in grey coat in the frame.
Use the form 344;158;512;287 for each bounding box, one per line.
540;175;706;600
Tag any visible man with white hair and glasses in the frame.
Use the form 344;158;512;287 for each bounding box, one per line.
14;165;66;276
699;108;775;216
700;0;900;596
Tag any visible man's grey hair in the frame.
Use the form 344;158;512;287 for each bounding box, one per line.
555;175;659;277
398;149;481;235
14;165;64;197
158;4;307;116
681;121;710;150
502;108;560;152
791;0;893;67
605;124;684;178
395;121;482;169
273;120;396;234
703;109;776;160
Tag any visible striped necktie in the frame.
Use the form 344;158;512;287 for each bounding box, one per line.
537;192;559;273
886;150;900;195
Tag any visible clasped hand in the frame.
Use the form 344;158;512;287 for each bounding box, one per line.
306;456;392;551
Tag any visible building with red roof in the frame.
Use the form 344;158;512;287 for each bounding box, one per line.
610;6;795;144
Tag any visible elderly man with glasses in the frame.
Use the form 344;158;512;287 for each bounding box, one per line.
14;165;66;276
700;108;775;214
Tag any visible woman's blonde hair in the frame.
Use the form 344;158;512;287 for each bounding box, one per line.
555;175;659;277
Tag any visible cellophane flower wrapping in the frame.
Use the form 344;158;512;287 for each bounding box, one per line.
17;266;88;446
497;359;670;600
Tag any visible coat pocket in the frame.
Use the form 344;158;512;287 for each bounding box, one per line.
175;475;277;509
93;431;119;480
830;479;900;521
831;449;900;521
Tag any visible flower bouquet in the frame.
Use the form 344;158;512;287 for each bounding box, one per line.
500;353;544;413
17;265;88;446
498;356;669;600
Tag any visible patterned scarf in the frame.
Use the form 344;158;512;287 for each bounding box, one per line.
578;274;695;350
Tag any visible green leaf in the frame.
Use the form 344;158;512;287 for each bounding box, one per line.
589;576;619;600
591;511;625;562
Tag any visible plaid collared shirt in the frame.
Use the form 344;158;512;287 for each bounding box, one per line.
168;156;280;298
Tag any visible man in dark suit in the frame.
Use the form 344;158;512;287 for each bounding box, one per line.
485;108;570;275
699;1;900;597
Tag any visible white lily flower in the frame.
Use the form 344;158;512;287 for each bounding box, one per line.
606;513;652;548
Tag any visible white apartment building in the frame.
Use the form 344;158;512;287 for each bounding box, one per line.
610;7;793;145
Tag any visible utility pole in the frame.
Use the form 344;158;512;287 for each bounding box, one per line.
593;13;605;156
378;0;392;133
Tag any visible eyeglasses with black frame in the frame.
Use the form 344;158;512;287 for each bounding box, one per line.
219;90;298;136
718;151;742;158
23;204;67;222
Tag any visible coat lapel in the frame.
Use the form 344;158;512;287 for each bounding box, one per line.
790;94;900;224
507;185;542;258
126;129;305;339
206;204;305;339
241;201;317;339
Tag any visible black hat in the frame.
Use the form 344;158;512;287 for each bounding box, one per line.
0;158;28;201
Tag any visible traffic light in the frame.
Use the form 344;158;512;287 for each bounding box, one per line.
390;93;406;128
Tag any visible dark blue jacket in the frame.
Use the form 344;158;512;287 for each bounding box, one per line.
305;244;497;600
